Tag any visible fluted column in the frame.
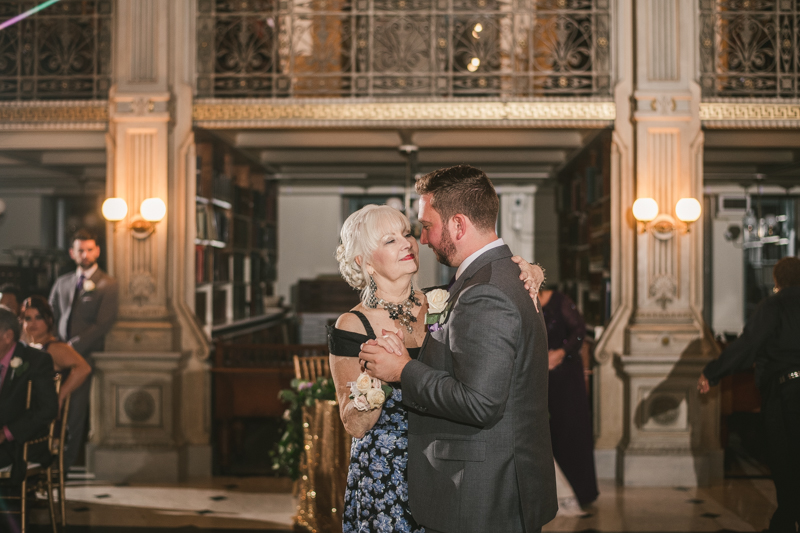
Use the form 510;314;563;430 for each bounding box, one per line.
596;0;721;486
89;0;211;482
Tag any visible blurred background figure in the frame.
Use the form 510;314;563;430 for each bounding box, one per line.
540;288;599;514
0;283;22;315
21;296;92;414
49;229;118;471
699;256;800;533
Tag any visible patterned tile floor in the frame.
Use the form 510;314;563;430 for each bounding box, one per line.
19;476;776;532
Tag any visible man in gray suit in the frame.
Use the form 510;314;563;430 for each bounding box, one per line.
361;165;557;533
49;229;118;470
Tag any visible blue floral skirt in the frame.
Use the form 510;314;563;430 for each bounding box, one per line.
342;388;425;533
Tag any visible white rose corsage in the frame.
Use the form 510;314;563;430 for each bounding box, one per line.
424;288;451;333
83;279;96;292
348;373;392;412
9;356;28;380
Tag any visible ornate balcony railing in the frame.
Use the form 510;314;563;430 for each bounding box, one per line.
0;1;112;101
197;0;611;98
700;0;800;97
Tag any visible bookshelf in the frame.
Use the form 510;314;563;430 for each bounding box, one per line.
557;130;612;330
195;137;279;337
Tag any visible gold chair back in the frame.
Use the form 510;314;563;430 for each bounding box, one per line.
293;355;331;381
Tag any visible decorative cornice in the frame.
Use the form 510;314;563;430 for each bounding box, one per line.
193;98;616;128
0;100;108;130
700;100;800;128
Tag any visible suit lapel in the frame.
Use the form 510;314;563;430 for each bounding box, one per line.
0;344;24;402
447;244;512;297
65;272;78;310
417;246;511;365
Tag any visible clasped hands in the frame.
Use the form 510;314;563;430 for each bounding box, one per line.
359;329;411;383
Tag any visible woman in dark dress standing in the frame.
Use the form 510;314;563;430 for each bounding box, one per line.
328;205;428;533
540;289;599;510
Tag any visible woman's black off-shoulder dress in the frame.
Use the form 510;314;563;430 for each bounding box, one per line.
328;311;425;533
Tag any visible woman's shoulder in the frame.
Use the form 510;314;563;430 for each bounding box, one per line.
46;340;82;359
329;307;374;357
334;305;370;336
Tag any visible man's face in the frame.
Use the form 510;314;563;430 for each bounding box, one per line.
0;327;14;354
418;195;457;267
0;293;19;315
69;239;101;270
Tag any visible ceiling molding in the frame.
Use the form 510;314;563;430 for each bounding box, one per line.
0;100;108;131
700;100;800;128
194;98;616;128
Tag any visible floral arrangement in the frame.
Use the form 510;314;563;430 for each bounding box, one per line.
271;376;336;480
349;372;392;411
424;288;451;332
83;279;96;292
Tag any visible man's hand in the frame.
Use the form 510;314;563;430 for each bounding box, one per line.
360;330;411;382
548;348;566;370
697;373;710;394
511;256;545;312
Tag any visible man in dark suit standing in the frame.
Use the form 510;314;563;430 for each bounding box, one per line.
49;229;118;470
0;306;58;484
361;165;557;533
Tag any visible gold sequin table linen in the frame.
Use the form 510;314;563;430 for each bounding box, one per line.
294;400;351;533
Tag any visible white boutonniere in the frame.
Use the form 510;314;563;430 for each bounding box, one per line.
348;373;391;411
83;279;96;292
424;288;451;333
9;356;28;380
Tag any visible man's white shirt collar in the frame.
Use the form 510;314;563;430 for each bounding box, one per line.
77;264;98;280
455;238;504;280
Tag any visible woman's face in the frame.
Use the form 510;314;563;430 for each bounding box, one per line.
367;226;419;285
22;307;49;339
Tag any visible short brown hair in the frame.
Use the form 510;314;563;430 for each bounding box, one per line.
415;165;499;232
773;256;800;289
72;228;98;244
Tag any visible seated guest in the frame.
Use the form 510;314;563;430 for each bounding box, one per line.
0;306;58;484
0;284;22;316
20;296;91;414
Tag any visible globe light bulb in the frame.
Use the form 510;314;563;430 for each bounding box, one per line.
632;198;658;222
102;198;128;222
140;198;166;222
675;198;701;223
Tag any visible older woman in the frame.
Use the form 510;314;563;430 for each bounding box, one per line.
20;296;91;413
328;204;542;533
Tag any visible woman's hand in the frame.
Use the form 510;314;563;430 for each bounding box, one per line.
511;256;545;311
697;373;710;394
548;348;566;370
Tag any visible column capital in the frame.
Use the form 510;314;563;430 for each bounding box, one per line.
109;92;171;123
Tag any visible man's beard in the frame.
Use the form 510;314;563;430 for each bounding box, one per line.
431;226;457;267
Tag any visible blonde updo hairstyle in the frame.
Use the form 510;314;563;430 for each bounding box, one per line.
336;204;414;304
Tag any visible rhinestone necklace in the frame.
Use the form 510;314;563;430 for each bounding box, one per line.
367;287;421;333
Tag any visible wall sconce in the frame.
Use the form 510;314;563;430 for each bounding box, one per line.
632;197;701;239
102;197;166;239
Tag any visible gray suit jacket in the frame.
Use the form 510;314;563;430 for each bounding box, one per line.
49;268;119;358
401;245;557;533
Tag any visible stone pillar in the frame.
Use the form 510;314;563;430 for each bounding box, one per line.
497;186;536;263
595;0;722;486
88;0;211;482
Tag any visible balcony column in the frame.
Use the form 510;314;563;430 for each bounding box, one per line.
88;0;210;482
597;0;722;486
